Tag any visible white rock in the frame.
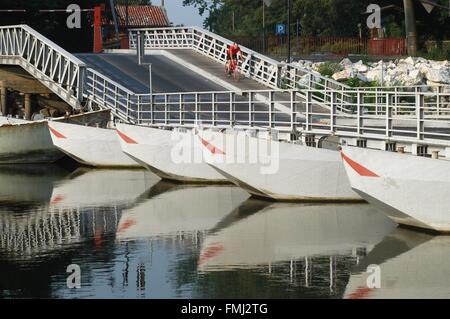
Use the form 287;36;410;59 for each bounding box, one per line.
404;56;415;65
332;69;354;81
356;73;369;82
353;60;369;73
340;58;353;67
421;66;450;84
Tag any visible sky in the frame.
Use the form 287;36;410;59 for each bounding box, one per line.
154;0;205;27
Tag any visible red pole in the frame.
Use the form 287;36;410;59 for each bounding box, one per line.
93;6;103;53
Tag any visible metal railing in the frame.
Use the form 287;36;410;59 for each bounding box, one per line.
86;61;450;147
129;27;283;90
0;25;86;109
304;89;450;146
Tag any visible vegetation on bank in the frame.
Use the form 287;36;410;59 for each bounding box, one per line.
184;0;450;60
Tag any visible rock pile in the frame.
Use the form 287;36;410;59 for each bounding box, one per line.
291;57;450;88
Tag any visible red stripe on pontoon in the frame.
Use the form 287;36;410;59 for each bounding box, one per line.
116;129;138;144
347;287;374;299
341;152;379;177
199;136;225;155
198;243;224;267
50;194;65;205
48;126;66;139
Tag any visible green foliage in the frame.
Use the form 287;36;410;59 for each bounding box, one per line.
317;62;343;77
319;42;363;55
183;0;450;53
343;78;379;88
419;47;450;61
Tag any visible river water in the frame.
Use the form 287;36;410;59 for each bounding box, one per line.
0;165;448;299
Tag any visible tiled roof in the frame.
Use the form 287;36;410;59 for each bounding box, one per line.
115;5;169;27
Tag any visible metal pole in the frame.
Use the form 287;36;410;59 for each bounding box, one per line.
287;0;291;63
137;32;144;65
148;64;153;97
262;1;266;53
126;0;129;30
403;0;417;56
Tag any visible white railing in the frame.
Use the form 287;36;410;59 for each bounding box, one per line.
85;61;450;146
304;89;450;146
128;27;450;116
0;25;86;109
129;27;283;90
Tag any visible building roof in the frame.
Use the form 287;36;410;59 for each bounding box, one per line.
115;5;170;27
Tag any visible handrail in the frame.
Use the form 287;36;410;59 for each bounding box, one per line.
0;24;86;109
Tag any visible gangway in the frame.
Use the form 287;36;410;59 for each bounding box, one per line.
1;24;450;150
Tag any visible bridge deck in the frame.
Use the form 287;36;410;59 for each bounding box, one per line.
76;53;227;94
163;49;268;91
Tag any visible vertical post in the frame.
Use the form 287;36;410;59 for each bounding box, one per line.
229;92;234;126
0;81;7;116
24;94;32;120
330;91;336;133
386;93;392;138
148;64;153;97
77;67;85;105
125;0;129;31
195;93;198;126
269;91;274;128
403;0;417;56
212;93;216;126
179;94;183;125
417;93;424;140
249;92;253;127
262;0;266;54
287;0;291;63
306;91;312;131
137;31;145;65
93;6;103;53
290;91;295;131
357;91;362;136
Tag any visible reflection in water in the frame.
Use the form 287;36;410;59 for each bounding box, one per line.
1;165;445;298
344;228;450;299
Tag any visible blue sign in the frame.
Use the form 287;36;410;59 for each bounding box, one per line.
275;24;286;36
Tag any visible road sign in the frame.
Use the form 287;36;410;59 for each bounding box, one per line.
275;23;286;36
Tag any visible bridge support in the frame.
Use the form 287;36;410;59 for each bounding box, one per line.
24;94;32;120
0;81;7;116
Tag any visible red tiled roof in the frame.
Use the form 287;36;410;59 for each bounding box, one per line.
115;5;169;27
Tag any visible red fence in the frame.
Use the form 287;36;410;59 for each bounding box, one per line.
368;38;407;56
227;35;407;57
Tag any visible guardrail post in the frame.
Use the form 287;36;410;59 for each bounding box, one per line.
437;86;441;116
195;93;198;126
77;66;85;105
150;94;154;125
306;91;312;131
386;93;392;138
276;65;283;88
126;93;130;123
357;91;362;136
212;92;216;126
269;91;274;128
290;91;295;131
417;93;424;140
249;92;253;127
164;94;168;125
137;96;141;124
180;93;184;125
229;92;234;127
330;91;336;133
